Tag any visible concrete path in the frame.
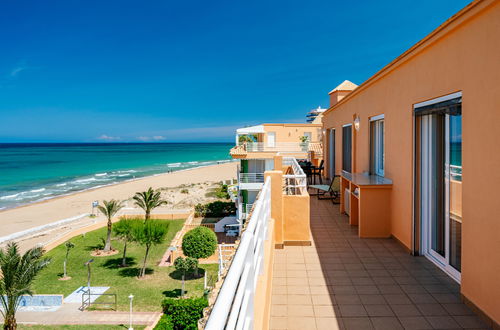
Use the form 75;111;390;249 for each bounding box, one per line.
4;303;160;327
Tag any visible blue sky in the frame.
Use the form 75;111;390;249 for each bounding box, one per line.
0;0;470;142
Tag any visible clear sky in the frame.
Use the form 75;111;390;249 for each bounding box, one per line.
0;0;471;143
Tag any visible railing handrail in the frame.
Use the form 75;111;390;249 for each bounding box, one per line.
206;177;271;330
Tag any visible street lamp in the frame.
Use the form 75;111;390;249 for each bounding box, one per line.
128;294;134;330
84;259;94;293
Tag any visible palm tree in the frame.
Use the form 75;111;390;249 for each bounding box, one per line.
132;220;169;277
113;218;138;267
63;241;75;278
0;243;50;330
133;187;167;221
97;199;124;251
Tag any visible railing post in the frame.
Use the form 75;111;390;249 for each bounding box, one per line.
264;170;283;248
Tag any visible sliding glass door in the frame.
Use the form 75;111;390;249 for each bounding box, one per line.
415;93;462;281
328;129;335;178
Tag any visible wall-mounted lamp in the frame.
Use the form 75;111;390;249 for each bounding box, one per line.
353;116;361;131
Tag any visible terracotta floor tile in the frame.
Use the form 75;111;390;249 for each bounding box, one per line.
286;316;317;330
287;305;315;317
270;317;287;329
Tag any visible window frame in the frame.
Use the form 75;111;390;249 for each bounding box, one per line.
342;124;352;173
370;115;385;177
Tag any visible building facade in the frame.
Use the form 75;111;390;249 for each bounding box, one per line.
322;0;500;323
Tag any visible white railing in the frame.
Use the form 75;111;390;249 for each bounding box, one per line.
282;157;307;195
238;173;265;184
242;142;311;153
450;165;462;181
206;177;272;330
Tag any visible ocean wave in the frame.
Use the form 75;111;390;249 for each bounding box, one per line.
188;161;199;165
30;188;46;193
73;177;97;184
167;162;181;168
0;193;21;200
95;172;108;177
56;183;67;187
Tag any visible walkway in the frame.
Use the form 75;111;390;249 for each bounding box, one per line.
9;304;160;327
270;198;490;330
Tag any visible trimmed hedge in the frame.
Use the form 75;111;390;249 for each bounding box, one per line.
154;314;174;330
194;201;236;217
182;227;217;260
161;297;208;330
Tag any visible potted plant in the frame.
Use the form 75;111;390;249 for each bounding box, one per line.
299;135;310;151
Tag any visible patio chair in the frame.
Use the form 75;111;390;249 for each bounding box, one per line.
309;175;340;203
310;160;324;184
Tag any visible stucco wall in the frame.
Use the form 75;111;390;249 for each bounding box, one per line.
322;0;500;323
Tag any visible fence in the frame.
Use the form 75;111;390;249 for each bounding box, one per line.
205;176;271;330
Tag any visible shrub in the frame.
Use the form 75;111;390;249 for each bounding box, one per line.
182;227;217;260
161;297;208;330
180;189;189;194
154;314;174;330
194;201;236;217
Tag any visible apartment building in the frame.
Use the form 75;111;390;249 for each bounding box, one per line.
230;123;322;223
205;0;499;328
322;0;500;325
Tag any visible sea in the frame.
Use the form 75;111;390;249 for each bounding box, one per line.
0;143;233;210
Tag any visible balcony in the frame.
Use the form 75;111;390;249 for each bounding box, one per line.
238;172;265;190
230;142;323;159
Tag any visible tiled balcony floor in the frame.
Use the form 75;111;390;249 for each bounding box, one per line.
270;198;490;330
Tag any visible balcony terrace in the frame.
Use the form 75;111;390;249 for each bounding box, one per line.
269;198;489;330
230;142;323;160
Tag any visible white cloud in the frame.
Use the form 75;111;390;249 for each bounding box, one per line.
97;134;121;141
136;135;166;142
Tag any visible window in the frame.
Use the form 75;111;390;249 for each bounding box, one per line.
370;115;384;176
342;125;352;172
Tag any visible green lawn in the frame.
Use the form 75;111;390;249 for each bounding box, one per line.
32;219;218;312
19;325;145;330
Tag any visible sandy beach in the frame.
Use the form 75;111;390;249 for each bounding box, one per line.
0;162;237;250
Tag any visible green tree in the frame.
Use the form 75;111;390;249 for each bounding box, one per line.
182;227;217;276
133;187;168;221
113;218;139;267
0;243;50;330
63;241;75;278
133;220;169;277
97;199;124;251
238;134;257;144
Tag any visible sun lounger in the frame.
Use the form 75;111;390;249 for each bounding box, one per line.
309;176;340;203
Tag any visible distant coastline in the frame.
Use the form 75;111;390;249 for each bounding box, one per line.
0;142;233;210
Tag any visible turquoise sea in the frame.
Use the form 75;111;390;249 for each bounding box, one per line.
0;143;233;210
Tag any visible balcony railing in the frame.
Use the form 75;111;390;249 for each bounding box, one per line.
206;177;271;330
282;157;307;195
244;142;310;153
238;173;265;184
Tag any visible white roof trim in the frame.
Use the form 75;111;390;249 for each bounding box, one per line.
236;125;265;134
414;91;462;109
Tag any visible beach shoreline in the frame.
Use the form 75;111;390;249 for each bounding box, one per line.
0;159;235;213
0;162;238;250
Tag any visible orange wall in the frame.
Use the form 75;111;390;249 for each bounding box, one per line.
322;0;500;323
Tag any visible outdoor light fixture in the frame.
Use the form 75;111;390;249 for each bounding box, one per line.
84;259;94;292
354;116;361;131
128;294;134;330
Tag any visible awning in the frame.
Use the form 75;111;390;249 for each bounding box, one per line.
236;125;265;134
